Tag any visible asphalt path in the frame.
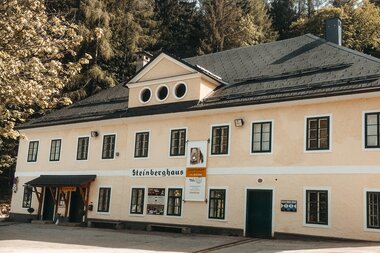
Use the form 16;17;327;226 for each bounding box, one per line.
0;223;380;253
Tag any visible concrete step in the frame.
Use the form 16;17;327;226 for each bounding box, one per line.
31;220;54;224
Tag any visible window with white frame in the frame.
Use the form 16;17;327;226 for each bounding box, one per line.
252;122;272;153
102;135;116;159
22;186;32;208
27;141;39;162
365;113;380;148
130;188;145;214
306;117;330;150
77;137;89;160
170;129;186;156
49;139;61;161
306;190;328;225
367;191;380;229
211;125;229;155
208;189;226;219
134;132;149;158
167;188;182;216
97;187;111;212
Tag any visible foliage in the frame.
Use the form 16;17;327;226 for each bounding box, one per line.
0;0;86;198
199;0;277;54
270;0;298;39
290;0;380;56
152;0;201;58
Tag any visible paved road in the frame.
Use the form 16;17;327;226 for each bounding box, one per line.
0;222;380;253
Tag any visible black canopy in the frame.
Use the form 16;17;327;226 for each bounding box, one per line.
26;175;96;187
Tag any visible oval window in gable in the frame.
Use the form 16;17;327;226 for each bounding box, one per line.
174;82;187;99
140;87;152;104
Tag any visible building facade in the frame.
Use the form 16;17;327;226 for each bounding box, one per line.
10;32;380;241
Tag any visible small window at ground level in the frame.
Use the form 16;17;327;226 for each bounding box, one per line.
102;135;116;159
306;117;329;150
365;113;380;148
22;186;32;208
208;189;226;219
130;188;145;214
77;137;89;160
49;139;61;161
174;83;187;99
27;141;39;162
170;129;186;156
367;192;380;229
167;188;182;216
97;187;111;213
306;190;328;225
252;122;272;153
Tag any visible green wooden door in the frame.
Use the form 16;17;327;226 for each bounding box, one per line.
246;189;273;238
69;188;84;222
42;188;54;221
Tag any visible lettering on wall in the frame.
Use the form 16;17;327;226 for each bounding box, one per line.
130;168;185;177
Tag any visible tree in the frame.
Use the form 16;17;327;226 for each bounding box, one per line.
108;0;156;80
270;0;298;39
290;0;380;56
0;0;86;198
152;0;201;58
59;0;115;102
199;0;277;54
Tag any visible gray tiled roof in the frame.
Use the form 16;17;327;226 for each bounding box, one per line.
18;34;380;129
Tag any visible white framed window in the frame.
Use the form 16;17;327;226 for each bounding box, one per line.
208;188;227;220
27;140;39;162
167;188;183;216
210;124;231;156
303;187;331;228
156;84;169;102
173;82;187;100
97;187;111;213
130;187;145;215
364;188;380;232
102;134;116;159
304;114;332;152
251;120;273;154
49;139;61;161
169;128;186;157
134;131;149;158
77;136;89;160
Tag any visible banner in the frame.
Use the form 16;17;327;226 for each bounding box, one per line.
185;141;208;201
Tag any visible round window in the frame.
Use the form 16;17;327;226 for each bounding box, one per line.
156;85;169;101
140;88;152;103
174;83;187;99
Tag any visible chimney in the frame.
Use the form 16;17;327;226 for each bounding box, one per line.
325;18;342;46
135;51;152;72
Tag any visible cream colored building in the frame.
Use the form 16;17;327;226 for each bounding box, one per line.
10;29;380;241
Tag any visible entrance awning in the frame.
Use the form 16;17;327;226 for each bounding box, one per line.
25;175;96;187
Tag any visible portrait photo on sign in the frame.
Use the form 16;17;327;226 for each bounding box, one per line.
186;141;208;168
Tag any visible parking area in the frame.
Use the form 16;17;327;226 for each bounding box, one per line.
0;222;379;253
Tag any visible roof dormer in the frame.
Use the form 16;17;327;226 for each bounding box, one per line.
126;53;223;108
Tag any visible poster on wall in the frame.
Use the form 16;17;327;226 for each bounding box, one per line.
186;141;208;168
185;141;208;201
147;188;165;215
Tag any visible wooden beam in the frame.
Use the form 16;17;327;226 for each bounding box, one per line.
36;187;44;220
84;184;90;221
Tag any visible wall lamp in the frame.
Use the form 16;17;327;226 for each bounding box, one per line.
90;131;99;137
234;119;244;127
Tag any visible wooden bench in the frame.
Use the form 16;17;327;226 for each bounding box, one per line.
87;220;124;230
146;224;191;234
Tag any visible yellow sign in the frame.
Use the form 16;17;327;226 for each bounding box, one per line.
62;186;76;192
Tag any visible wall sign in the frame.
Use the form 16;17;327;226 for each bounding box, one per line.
281;200;297;212
130;168;185;177
147;188;165;215
185;141;208;201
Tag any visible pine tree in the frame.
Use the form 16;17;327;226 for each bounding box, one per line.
152;0;202;58
270;0;298;39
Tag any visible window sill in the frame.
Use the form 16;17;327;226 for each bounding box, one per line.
303;223;330;229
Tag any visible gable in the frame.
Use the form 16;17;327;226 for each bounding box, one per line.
130;54;196;84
